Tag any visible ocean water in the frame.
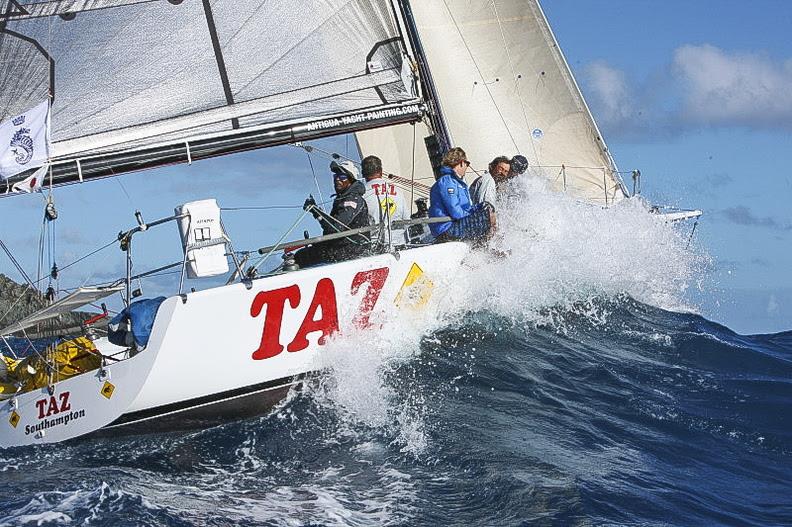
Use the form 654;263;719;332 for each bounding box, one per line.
1;177;790;526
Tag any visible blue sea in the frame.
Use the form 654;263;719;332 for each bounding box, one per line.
1;298;791;526
2;179;790;525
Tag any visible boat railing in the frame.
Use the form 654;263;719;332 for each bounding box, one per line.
113;213;451;301
255;215;451;256
530;164;628;205
115;210;246;305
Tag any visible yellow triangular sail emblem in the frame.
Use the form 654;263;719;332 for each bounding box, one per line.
395;263;434;309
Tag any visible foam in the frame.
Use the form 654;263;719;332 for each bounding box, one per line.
449;175;709;324
307;176;709;455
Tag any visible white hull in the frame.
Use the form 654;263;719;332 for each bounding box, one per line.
1;243;468;447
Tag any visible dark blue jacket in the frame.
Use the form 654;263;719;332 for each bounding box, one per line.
429;166;473;236
319;180;369;248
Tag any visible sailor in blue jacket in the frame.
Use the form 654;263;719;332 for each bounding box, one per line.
429;147;492;240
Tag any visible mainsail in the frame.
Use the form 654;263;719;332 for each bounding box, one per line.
0;0;421;188
357;0;628;205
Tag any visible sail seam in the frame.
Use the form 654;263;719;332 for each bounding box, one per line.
0;0;159;20
233;0;359;97
491;1;541;164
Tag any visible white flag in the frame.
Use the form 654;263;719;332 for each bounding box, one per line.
11;164;48;194
0;100;50;180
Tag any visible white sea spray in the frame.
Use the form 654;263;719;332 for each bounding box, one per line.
450;175;710;325
307;175;709;460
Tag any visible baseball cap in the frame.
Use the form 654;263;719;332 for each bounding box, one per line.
330;160;359;180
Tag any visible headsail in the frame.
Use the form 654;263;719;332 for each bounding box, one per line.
0;0;421;188
357;0;628;206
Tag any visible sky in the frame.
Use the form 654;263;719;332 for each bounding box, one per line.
543;0;792;333
1;0;790;334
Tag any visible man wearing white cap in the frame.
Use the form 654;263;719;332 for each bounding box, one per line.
295;160;370;267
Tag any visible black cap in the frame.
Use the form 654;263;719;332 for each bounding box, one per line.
510;155;529;175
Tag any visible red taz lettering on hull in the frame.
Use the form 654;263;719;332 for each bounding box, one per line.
250;285;300;360
251;280;338;359
35;391;72;420
287;278;338;352
351;267;390;328
250;269;388;360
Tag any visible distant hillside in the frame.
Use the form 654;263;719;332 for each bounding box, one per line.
0;274;93;336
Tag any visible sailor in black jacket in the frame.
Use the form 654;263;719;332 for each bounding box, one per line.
295;160;371;268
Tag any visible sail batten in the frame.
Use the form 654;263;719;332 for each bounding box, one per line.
54;69;406;159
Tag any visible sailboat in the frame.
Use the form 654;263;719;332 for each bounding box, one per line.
0;0;698;448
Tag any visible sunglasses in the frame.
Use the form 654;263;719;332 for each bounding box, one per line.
459;160;471;167
333;173;350;181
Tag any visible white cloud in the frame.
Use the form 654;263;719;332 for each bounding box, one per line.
580;45;792;138
673;44;792;127
584;61;636;129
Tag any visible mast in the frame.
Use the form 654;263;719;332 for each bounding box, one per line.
396;0;452;155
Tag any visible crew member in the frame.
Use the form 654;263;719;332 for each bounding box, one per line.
295;160;370;267
470;155;511;208
428;147;493;242
361;155;407;244
509;154;529;178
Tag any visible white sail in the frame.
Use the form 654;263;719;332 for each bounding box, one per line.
357;0;628;206
0;0;421;186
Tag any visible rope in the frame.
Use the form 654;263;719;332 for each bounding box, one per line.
249;208;312;273
0;291;30;327
48;201;57;292
37;213;46;293
1;334;19;360
686;220;699;249
59;238;118;277
0;237;36;289
293;142;427;196
222;205;305;211
410;122;417;208
76;235;124;290
305;151;327;213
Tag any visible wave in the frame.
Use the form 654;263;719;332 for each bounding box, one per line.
2;180;789;525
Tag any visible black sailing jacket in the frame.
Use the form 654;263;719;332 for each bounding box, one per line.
320;180;370;248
